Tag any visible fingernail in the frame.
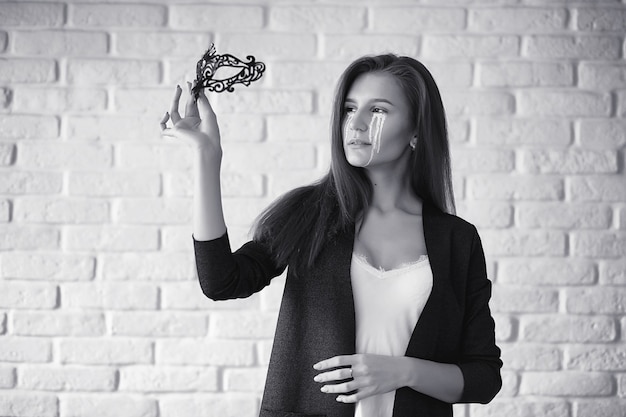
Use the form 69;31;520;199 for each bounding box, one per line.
313;375;320;382
321;386;327;393
313;363;321;370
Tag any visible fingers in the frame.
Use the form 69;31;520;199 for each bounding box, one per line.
160;112;169;131
169;85;183;124
314;367;352;383
184;81;200;118
196;89;219;135
314;355;354;370
320;380;359;394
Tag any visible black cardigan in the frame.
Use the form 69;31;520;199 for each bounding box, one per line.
194;203;502;417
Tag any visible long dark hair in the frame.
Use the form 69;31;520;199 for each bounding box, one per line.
253;54;455;271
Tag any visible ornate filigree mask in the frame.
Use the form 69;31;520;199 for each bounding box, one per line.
191;43;266;97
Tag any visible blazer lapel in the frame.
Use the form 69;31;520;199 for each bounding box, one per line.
404;203;450;358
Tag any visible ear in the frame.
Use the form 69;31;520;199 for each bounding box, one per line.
409;136;418;148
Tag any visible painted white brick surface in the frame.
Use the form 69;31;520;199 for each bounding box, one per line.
0;0;625;416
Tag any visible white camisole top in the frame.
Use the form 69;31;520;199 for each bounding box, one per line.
350;252;433;417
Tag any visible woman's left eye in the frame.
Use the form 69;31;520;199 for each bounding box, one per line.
372;107;386;113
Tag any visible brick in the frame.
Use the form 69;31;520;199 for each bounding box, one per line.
116;143;192;170
12;87;107;113
224;368;266;392
0;114;59;139
600;259;626;284
521;315;616;343
68;171;160;197
258;340;274;366
19;366;117;391
498;258;596;286
100;253;195;281
170;5;263;30
209;311;278;339
0;199;10;222
261;275;287;312
569;176;626;202
156;339;255;367
159;395;257;417
160;281;259;311
0;225;59;250
500;343;561;371
372;7;465;33
479;61;573;87
221;33;316;60
451;148;514;172
2;252;95;281
498;370;519;397
443;91;514;116
468;174;564;201
119;366;217;392
160;225;193;251
0;87;11;109
455;202;512;229
0;31;6;52
60;339;153;365
0;3;64;26
491;286;559;313
163;171;264;198
13;197;109;224
579;119;626;148
469;399;570;417
221;143;316;171
0;143;15;165
517;90;611;117
0;337;52;363
0;59;57;83
17;142;113;169
214;90;314;115
67;59;161;85
470;8;567;32
14;30;108;56
72;4;165;27
111;312;206;337
67;115;161;141
322;33;419;60
113;198;191;225
218;114;266;142
566;287;626;314
579;63;626;90
0;393;58;417
517;202;612;229
62;282;159;310
567;345;626;371
0;366;15;388
222;198;273;227
475;118;571;146
481;230;566;256
576;400;626;417
266;115;329;143
577;7;626;31
618;89;626;118
114;87;177;115
525;35;622;59
0;282;57;309
271;6;366;32
520;372;613;396
116;32;211;57
426;61;474;88
572;231;626;258
61;395;157;417
269;61;346;89
64;226;158;252
12;311;105;337
423;35;519;59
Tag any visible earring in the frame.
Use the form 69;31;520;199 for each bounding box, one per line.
409;139;417;151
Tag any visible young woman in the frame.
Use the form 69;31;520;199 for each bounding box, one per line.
161;54;502;417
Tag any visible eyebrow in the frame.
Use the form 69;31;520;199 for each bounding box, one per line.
344;98;395;106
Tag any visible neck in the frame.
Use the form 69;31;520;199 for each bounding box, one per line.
363;152;418;214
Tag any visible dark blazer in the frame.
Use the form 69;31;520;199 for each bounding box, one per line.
194;203;502;417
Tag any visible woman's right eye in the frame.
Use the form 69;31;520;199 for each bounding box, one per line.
344;107;356;114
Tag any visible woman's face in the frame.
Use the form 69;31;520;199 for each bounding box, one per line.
342;72;415;169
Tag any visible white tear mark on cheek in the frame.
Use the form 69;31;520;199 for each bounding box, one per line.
343;113;354;143
364;113;386;166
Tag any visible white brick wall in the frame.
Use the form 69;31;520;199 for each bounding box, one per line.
0;0;625;416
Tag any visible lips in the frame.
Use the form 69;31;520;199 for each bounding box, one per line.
347;139;371;145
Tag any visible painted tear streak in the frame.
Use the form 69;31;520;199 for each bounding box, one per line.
344;112;355;143
364;112;386;166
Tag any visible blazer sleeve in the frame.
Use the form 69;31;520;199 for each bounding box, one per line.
457;226;503;404
193;231;287;301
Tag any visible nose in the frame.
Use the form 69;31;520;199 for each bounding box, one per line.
347;109;369;132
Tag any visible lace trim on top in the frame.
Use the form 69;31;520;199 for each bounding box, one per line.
352;252;429;274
